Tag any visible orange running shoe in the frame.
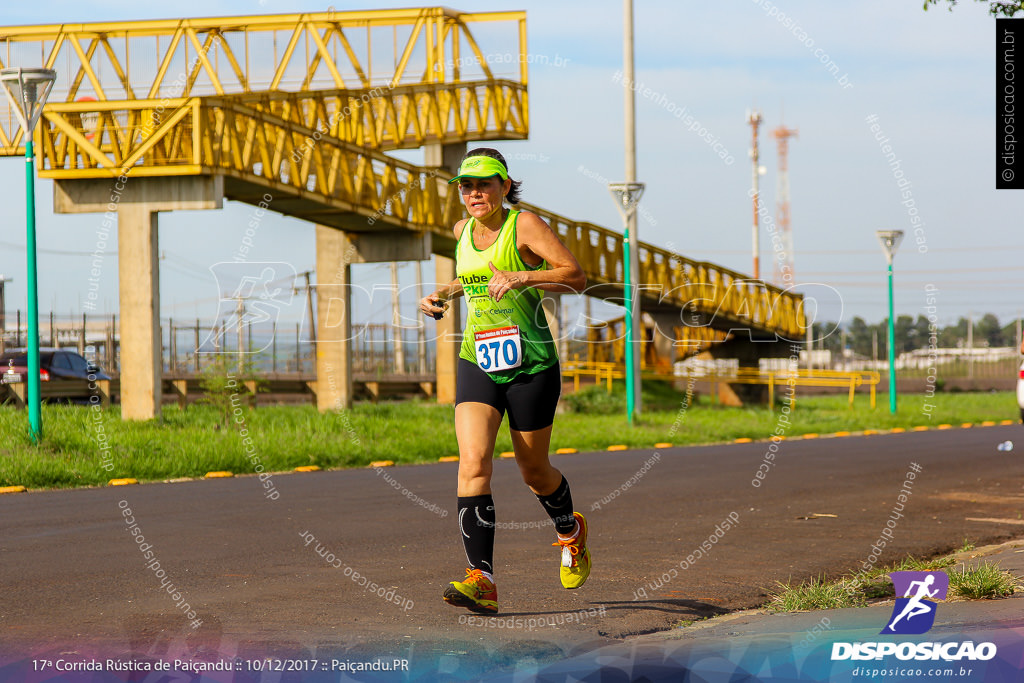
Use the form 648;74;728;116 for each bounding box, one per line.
553;512;591;589
443;568;498;613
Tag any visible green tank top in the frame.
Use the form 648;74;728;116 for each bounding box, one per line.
456;209;558;383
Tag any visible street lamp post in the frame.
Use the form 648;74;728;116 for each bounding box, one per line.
609;182;645;423
876;230;904;415
609;0;644;424
1;67;57;443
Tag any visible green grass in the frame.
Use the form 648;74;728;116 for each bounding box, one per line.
767;575;867;611
948;562;1019;600
0;386;1018;489
766;552;1016;613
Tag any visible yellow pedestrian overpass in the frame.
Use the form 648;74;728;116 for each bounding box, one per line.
0;8;806;418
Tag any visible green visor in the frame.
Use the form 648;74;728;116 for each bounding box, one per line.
447;156;509;184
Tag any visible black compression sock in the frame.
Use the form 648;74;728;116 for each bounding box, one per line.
535;476;577;535
457;495;496;575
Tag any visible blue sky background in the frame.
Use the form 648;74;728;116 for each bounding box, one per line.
0;0;1017;335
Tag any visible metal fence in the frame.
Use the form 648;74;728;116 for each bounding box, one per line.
0;311;434;377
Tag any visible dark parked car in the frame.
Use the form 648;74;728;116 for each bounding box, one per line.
1;347;111;384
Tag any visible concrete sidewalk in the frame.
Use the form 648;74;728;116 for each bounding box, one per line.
649;536;1024;645
497;538;1024;682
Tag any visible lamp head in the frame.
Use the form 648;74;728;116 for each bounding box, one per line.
876;230;904;261
0;67;57;135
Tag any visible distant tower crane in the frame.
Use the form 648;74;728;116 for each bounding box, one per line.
772;125;798;286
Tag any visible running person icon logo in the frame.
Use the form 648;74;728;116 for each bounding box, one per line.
881;571;949;635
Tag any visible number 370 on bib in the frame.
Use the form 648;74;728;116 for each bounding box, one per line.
474;325;522;373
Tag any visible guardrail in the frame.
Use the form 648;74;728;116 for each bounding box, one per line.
559;361;881;409
710;368;882;410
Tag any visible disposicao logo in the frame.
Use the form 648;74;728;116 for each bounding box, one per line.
882;570;948;635
831;571;997;662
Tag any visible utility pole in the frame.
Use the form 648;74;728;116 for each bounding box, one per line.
0;275;10;336
841;327;847;371
303;271;316;343
303;270;316;371
967;311;974;379
415;260;427;375
235;296;244;374
391;262;405;374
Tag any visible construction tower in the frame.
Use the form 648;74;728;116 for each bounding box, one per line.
771;125;798;286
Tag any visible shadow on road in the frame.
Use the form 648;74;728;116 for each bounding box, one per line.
602;598;730;618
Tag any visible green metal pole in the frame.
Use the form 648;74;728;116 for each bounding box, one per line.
623;226;635;424
887;259;897;414
25;139;42;442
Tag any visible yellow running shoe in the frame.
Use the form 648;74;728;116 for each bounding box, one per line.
553;512;591;589
443;568;498;613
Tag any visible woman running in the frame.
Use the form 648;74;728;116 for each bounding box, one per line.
419;148;589;614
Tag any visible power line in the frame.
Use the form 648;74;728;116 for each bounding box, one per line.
0;239;117;257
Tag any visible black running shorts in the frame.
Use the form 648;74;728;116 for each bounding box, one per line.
455;358;562;432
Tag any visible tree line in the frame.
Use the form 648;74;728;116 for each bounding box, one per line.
811;313;1020;358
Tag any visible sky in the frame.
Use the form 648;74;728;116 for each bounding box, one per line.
0;0;1018;337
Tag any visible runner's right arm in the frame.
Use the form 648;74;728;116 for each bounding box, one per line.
418;219;468;317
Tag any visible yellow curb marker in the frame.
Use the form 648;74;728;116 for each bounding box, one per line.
734;438;752;444
0;485;27;494
891;428;906;433
499;452;516;459
961;423;973;428
294;465;321;472
438;456;459;463
654;442;673;449
109;478;139;486
204;471;234;479
834;431;851;437
607;445;629;451
981;421;996;427
369;460;394;468
555;448;577;454
912;426;930;432
1000;420;1015;426
937;424;953;430
802;434;820;439
863;430;877;435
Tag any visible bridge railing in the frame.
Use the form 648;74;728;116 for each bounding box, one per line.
35;92;804;341
0;8;528;154
34;79;527;170
522;202;806;340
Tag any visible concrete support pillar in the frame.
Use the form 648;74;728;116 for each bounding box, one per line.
425;141;466;405
118;206;162;420
424;143;466;174
316;225;352;411
434;254;461;404
54;175;223;421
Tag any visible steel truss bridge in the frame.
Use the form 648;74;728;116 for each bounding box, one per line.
0;8;805;417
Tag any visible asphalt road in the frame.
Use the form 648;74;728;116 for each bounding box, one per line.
2;424;1023;672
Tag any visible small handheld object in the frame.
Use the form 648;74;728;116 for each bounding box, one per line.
432;299;446;320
